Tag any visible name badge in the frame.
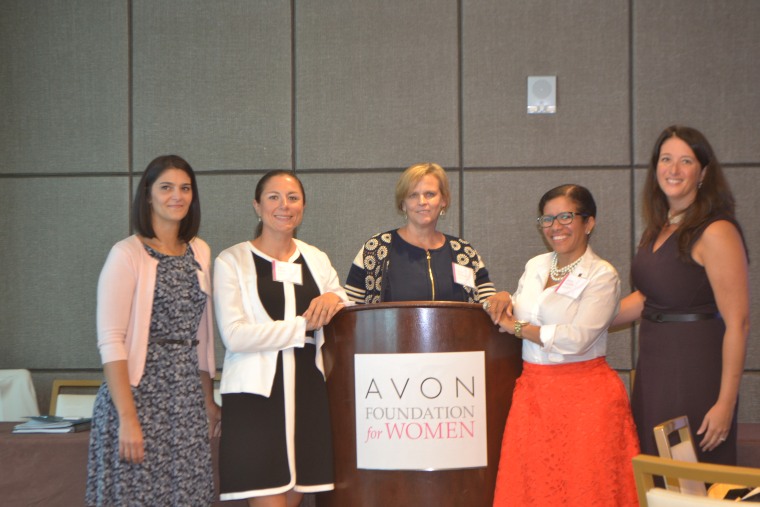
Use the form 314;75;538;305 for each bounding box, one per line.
273;260;303;285
452;262;476;289
555;274;588;299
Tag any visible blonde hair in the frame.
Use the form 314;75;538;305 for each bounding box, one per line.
394;162;450;213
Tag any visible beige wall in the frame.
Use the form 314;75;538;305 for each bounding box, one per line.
1;0;758;422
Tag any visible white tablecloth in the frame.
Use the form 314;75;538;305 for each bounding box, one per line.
0;369;40;421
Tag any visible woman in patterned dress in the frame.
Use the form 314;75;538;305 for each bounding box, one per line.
344;162;510;321
214;170;348;507
86;155;220;506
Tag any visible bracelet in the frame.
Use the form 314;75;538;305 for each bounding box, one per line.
514;320;528;339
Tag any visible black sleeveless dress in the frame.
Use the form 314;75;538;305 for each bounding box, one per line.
631;217;738;465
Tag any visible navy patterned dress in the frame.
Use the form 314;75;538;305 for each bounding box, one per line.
86;244;215;506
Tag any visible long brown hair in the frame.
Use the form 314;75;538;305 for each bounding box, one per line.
640;125;738;263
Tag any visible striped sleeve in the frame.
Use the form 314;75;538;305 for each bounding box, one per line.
344;248;367;304
474;253;496;302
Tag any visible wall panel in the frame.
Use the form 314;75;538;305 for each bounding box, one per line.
0;0;129;174
296;0;459;169
462;0;630;168
633;0;760;164
0;177;129;368
132;0;292;170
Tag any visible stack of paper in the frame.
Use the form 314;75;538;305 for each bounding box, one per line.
12;415;91;434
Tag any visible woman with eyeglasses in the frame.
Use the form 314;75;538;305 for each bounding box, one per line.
489;184;639;506
613;126;749;465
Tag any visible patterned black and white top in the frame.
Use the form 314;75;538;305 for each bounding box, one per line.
344;229;496;304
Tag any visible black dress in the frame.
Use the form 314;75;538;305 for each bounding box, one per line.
631;218;737;465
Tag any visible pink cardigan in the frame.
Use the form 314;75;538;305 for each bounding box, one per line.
96;235;216;386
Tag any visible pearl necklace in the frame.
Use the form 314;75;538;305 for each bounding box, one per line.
550;252;583;282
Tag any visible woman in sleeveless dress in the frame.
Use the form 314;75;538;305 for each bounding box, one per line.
214;170;348;507
614;125;749;464
86;155;220;506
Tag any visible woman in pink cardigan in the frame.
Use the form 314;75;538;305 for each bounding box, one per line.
86;155;220;506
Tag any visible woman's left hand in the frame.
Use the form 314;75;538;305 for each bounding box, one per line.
483;291;512;324
496;314;516;335
206;402;222;438
303;292;344;331
697;400;735;452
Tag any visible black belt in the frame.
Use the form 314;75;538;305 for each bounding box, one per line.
642;312;721;323
151;339;199;346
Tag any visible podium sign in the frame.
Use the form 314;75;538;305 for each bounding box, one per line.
355;351;487;470
319;302;522;507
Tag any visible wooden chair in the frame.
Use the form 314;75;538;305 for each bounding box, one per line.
49;379;102;417
632;454;760;506
213;372;221;406
653;415;707;495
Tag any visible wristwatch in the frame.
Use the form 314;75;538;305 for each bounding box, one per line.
514;320;529;339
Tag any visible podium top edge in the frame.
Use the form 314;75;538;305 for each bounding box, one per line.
340;301;482;313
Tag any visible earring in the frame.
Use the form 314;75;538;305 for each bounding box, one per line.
404;213;408;221
440;208;446;217
698;181;703;189
257;216;261;222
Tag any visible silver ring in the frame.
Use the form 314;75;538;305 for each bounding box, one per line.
483;301;491;311
719;437;726;442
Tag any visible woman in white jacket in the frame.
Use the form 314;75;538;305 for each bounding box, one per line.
214;170;347;507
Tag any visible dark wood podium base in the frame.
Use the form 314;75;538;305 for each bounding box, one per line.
318;302;522;507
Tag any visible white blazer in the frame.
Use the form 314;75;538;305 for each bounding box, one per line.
214;239;348;397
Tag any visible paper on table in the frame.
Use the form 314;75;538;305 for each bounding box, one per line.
12;416;91;434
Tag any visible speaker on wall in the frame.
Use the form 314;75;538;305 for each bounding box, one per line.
527;76;557;114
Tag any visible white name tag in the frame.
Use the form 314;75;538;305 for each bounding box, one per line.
555;274;588;299
273;260;303;285
452;262;476;289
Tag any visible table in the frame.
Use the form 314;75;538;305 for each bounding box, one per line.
0;369;40;421
0;422;246;507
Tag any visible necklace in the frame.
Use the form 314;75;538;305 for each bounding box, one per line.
550;252;583;282
667;210;685;226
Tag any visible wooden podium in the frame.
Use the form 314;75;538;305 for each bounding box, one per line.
318;302;522;507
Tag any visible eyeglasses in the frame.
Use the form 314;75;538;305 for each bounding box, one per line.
536;211;589;228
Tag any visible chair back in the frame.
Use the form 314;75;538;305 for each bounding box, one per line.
653;415;707;495
49;379;102;417
632;454;760;506
213;372;222;406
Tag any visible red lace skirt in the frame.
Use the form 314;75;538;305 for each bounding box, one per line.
492;357;639;507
